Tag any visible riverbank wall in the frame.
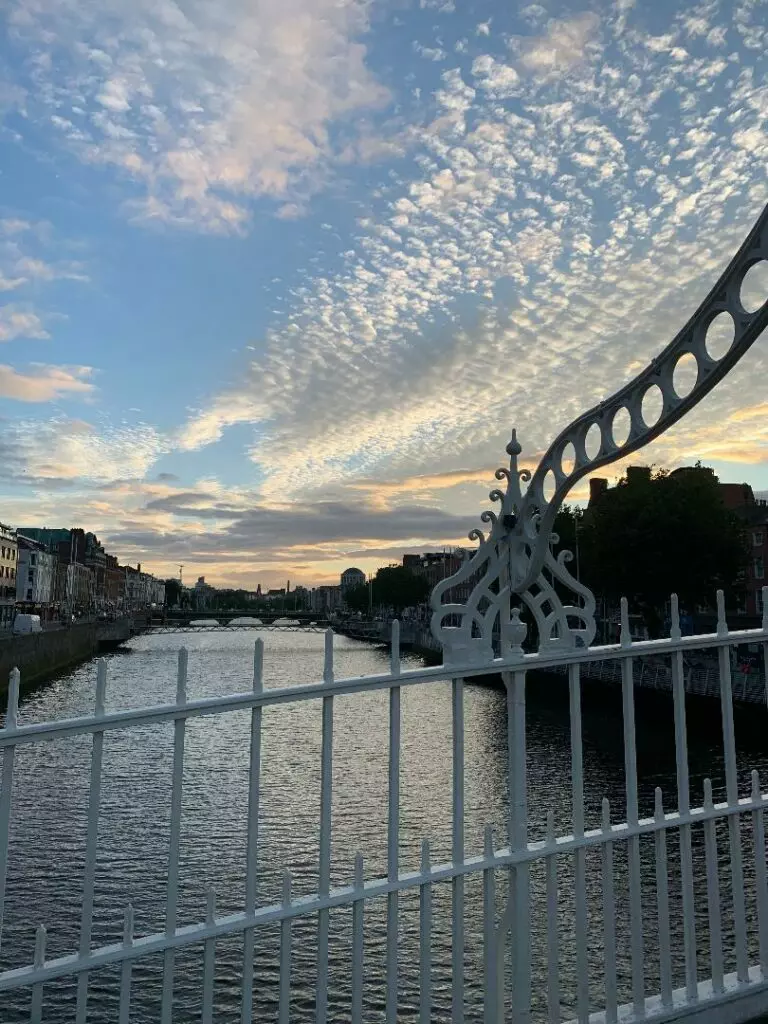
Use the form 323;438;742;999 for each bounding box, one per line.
0;617;136;696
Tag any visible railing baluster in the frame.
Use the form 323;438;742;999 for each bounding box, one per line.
620;600;644;1016
752;771;768;978
76;659;107;1024
118;905;134;1024
419;839;432;1024
482;826;497;1024
387;662;401;1024
654;788;672;1007
545;810;560;1024
601;799;617;1024
161;647;188;1024
29;923;46;1024
716;594;748;983
279;870;292;1024
0;667;20;955
317;630;335;1024
569;664;588;1023
703;778;724;993
202;887;216;1024
452;676;465;1024
241;639;264;1022
671;634;697;1002
351;854;364;1024
507;669;530;1020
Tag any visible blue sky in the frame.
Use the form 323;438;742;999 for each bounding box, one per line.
0;0;767;588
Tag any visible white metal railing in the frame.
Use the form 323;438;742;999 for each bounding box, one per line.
2;595;768;1022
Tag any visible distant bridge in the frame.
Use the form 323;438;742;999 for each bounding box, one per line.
146;610;329;627
145;622;330;635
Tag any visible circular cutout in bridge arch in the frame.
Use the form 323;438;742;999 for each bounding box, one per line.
641;384;663;428
612;406;631;448
741;260;768;314
673;352;698;398
705;311;735;361
585;422;602;460
542;469;556;503
560;441;575;477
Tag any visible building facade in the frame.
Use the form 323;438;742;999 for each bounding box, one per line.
0;523;17;628
16;535;56;610
311;585;342;614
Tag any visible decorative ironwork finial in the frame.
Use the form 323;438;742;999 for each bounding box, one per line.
431;202;768;665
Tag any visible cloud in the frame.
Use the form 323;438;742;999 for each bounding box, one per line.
0;364;94;401
0;417;169;484
516;12;601;76
13;257;89;283
6;0;391;232
166;0;768;523
0;307;49;341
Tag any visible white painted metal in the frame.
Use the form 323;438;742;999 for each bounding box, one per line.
4;621;768;1022
387;672;401;1024
654;788;672;1007
202;887;216;1024
419;838;432;1024
351;854;364;1024
118;904;133;1024
482;825;497;1024
317;630;334;1024
241;638;263;1023
545;810;560;1024
30;922;45;1024
620;627;644;1017
569;663;589;1022
703;777;725;994
76;659;107;1024
753;771;768;979
601;798;618;1024
279;870;292;1024
161;647;187;1024
452;676;465;1023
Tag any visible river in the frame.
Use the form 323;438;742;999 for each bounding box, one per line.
1;627;768;1022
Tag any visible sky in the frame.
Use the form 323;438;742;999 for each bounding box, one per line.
0;0;767;590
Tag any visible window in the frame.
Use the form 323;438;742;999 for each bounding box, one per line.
755;531;765;547
27;570;33;583
30;553;36;566
26;589;32;601
754;556;765;580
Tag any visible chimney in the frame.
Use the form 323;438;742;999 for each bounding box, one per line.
589;478;608;505
137;563;141;573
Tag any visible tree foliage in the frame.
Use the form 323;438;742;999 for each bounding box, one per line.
164;578;182;608
344;583;370;613
576;467;746;633
372;566;429;613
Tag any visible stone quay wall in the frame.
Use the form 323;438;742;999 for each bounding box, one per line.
0;617;136;696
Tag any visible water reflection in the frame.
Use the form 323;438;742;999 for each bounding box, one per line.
0;629;766;1022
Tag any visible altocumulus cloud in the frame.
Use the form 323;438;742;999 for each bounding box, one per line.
174;0;768;507
5;0;390;232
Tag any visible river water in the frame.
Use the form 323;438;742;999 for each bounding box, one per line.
1;628;768;1022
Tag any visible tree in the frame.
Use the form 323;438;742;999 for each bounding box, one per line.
373;566;429;614
578;466;747;636
344;583;370;614
164;578;181;608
